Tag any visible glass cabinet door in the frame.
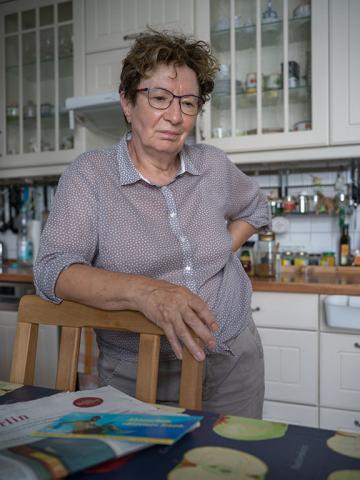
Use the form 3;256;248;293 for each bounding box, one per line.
3;1;74;158
208;0;312;142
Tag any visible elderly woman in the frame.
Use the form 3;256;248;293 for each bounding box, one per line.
34;30;271;418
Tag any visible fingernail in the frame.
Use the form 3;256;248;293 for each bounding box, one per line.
208;341;216;349
195;351;205;361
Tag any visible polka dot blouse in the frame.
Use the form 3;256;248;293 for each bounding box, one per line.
34;134;271;361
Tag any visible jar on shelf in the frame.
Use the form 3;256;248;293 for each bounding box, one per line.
281;250;294;266
282;195;297;213
238;241;255;276
320;252;336;267
255;231;277;277
293;251;309;267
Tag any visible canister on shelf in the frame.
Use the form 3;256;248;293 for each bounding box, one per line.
293;250;309;266
238;241;255;276
255;231;277;277
281;250;294;266
320;251;336;267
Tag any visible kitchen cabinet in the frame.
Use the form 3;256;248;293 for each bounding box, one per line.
252;291;319;427
84;0;194;96
195;0;329;154
0;310;58;388
330;0;360;145
320;332;360;411
0;0;83;171
85;0;194;54
253;290;360;431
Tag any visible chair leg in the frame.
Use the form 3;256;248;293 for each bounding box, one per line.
179;339;203;410
56;326;81;391
136;334;160;404
10;322;38;385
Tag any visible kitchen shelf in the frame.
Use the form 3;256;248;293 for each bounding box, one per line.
211;16;311;52
212;85;311;109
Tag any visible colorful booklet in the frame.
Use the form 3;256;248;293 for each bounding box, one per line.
33;412;203;445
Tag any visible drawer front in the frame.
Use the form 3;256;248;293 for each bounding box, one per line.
264;400;319;428
259;328;318;404
252;292;319;330
320;332;360;410
320;407;360;434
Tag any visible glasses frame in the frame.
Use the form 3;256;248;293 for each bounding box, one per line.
136;87;203;116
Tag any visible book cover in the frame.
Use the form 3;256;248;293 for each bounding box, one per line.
33;412;202;445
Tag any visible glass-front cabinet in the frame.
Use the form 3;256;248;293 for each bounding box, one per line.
196;0;328;154
0;0;76;169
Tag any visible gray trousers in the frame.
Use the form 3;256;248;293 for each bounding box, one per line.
98;317;264;418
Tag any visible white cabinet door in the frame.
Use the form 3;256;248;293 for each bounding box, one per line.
320;407;360;434
0;310;58;388
263;400;318;428
85;0;194;54
330;0;360;144
252;292;319;330
320;332;360;411
86;49;127;95
258;328;318;405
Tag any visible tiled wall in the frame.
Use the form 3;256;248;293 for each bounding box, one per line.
254;170;360;258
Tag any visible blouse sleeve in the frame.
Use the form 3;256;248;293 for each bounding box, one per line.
33;155;99;303
222;153;271;232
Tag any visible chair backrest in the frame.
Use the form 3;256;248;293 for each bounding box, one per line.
10;295;203;410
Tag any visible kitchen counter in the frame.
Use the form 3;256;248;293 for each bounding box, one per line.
251;267;360;295
0;264;33;283
0;265;359;295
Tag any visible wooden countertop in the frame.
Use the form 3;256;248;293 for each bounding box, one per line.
251;267;360;295
0;263;33;283
0;265;359;295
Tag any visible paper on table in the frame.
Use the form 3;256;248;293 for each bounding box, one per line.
0;385;159;450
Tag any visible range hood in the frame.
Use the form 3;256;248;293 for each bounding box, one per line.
65;92;126;139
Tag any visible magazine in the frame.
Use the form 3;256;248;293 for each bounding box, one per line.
0;386;171;479
34;412;202;445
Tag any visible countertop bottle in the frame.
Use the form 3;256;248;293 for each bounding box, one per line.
17;209;33;266
339;224;351;266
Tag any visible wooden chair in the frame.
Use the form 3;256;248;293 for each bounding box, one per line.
10;295;203;410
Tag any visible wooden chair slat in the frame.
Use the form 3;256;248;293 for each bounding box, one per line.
55;326;81;391
10;322;38;385
179;337;203;410
136;333;161;403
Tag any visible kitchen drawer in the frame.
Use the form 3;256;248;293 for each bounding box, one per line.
258;328;318;405
320;407;360;434
252;292;319;330
320;332;360;410
263;400;319;428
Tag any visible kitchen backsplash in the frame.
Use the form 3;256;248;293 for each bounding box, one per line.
253;169;360;257
0;168;359;264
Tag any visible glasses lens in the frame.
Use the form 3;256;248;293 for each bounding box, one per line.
180;96;201;115
148;88;172;109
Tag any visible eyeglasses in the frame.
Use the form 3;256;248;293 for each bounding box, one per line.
136;87;203;116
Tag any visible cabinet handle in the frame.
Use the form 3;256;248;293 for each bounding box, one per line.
354;420;360;428
354;342;360;349
251;307;260;313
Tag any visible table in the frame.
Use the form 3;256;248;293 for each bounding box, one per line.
1;386;360;480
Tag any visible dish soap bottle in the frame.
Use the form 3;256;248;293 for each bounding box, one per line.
17;208;33;266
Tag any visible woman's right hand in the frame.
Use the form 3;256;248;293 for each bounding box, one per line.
134;278;219;362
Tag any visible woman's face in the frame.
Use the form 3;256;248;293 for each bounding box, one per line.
121;63;199;158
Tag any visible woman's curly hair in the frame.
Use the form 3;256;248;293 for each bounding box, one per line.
119;29;219;104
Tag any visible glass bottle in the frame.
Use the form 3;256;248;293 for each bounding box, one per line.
339;225;350;266
17;208;33;266
255;232;276;277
